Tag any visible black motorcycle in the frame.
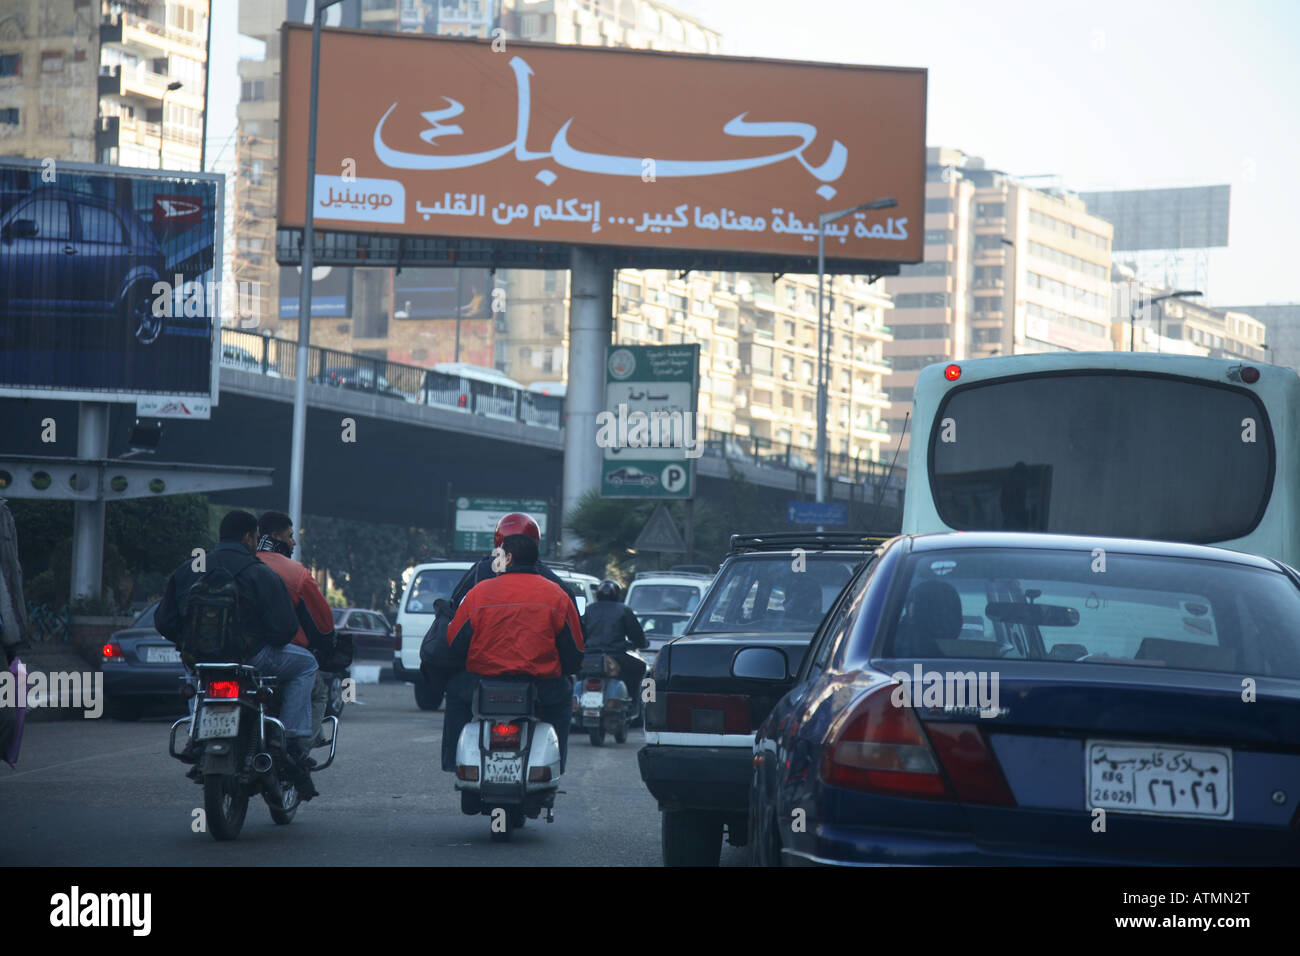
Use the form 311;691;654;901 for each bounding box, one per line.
169;662;339;841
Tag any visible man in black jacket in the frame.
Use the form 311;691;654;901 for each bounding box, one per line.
581;579;648;712
157;510;319;790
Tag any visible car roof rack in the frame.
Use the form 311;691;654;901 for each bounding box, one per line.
728;531;894;554
632;569;713;580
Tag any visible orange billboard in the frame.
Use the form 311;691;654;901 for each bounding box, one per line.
279;26;926;265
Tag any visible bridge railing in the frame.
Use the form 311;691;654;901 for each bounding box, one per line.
218;328;901;491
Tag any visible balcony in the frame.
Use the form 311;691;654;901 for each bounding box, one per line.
95;115;120;151
98;66;121;96
100;16;123;45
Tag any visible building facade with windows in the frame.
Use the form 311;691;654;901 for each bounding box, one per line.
0;0;208;171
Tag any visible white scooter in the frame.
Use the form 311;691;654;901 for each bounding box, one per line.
454;678;563;842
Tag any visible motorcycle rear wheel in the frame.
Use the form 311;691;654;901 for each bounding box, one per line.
266;778;301;825
204;774;250;841
589;726;606;747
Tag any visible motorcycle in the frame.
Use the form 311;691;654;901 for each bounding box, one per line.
323;665;349;721
454;678;562;843
169;661;339;842
571;651;643;746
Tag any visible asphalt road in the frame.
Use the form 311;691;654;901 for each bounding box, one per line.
0;682;750;867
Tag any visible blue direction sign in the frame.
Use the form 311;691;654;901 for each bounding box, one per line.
787;501;848;526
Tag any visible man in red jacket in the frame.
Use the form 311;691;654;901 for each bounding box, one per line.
256;511;338;794
437;531;584;772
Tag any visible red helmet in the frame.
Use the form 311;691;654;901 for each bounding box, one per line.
494;512;540;548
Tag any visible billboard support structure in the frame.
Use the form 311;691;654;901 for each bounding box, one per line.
70;404;110;601
562;248;612;557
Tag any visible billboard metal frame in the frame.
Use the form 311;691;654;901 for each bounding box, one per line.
0;157;226;407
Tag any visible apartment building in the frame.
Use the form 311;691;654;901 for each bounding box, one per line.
0;0;208;171
1220;303;1299;370
1158;298;1267;362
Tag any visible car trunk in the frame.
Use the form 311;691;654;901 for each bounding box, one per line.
661;633;813;731
879;658;1300;862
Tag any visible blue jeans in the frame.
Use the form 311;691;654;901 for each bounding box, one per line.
249;643;318;741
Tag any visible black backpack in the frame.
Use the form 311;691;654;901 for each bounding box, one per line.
178;559;259;664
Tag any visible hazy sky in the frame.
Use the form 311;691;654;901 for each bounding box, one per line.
674;0;1300;306
211;0;1300;307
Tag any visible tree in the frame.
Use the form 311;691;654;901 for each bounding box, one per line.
300;514;443;610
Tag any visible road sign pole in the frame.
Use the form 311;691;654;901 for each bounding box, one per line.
685;498;694;565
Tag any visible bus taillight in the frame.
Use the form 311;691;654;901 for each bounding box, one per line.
1242;367;1260;384
944;364;962;381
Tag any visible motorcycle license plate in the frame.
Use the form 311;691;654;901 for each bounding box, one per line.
196;704;240;740
484;753;522;784
579;692;604;708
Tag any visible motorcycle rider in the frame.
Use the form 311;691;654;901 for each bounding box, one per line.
156;509;319;795
433;531;584;773
580;579;648;714
255;511;340;762
419;512;577;711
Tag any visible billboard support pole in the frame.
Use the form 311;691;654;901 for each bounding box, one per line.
562;247;611;557
70;403;110;603
289;2;337;556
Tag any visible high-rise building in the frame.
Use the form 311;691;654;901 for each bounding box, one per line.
0;0;209;171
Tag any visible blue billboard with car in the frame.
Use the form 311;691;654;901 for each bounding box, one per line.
0;158;223;402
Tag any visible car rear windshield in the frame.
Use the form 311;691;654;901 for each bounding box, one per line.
875;547;1300;680
627;584;701;613
691;554;863;634
930;373;1273;543
404;569;464;614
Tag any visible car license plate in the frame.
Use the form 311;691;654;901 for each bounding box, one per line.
484;753;522;785
1086;739;1232;820
146;646;181;663
580;691;604;708
196;705;241;740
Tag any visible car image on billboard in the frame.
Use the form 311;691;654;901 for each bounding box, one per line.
0;158;223;402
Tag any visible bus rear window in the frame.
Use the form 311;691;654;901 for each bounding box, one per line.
929;372;1273;543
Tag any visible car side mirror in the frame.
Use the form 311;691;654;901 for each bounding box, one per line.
732;646;788;681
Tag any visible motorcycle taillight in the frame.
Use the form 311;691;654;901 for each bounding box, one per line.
584;678;604;692
206;680;240;699
490;721;522;751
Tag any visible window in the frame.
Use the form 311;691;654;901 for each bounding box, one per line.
241;79;265;102
751;389;772;407
924;229;952;245
248;160;263;185
890;323;951;340
40;51;64;72
0;54;20;77
751;344;773;374
77;204;127;243
925;197;952;213
898;260;951;277
0;107;18;125
931;373;1272;541
22;199;71;239
976;202;1005;219
893;292;951;309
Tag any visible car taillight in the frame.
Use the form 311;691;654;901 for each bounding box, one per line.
529;767;552;783
490;721;521;751
206;680;241;699
664;692;750;735
584;678;604;692
394;623;402;650
820;686;950;799
101;641;123;661
457;394;468;407
924;722;1016;807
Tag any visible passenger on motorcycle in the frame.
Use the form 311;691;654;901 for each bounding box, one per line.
156;510;319;793
433;532;585;773
256;511;341;769
580;579;648;710
419;512;577;721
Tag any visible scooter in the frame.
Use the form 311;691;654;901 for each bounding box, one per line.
571;651;636;746
454;678;562;843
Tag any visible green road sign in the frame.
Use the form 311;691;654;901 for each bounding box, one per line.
453;496;549;554
600;345;699;499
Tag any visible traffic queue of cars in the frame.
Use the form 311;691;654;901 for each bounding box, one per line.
635;528;1300;866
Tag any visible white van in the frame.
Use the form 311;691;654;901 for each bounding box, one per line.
394;561;472;710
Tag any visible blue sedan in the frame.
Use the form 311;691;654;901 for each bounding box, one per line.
100;602;188;720
749;532;1300;865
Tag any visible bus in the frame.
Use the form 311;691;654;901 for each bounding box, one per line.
901;352;1299;565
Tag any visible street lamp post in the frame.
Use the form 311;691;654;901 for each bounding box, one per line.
289;0;346;558
816;196;897;505
158;80;182;169
1129;289;1203;352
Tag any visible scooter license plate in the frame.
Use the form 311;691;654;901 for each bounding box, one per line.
579;692;604;708
196;704;240;740
484;753;523;784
